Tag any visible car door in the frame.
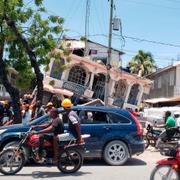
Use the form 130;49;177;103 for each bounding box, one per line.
106;112;132;141
79;109;111;157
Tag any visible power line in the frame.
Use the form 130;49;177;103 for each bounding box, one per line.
68;32;180;50
72;33;180;48
64;1;84;27
122;35;180;48
122;0;180;11
112;33;180;48
63;33;180;61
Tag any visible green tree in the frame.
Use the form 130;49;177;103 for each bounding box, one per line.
0;0;65;123
128;50;157;77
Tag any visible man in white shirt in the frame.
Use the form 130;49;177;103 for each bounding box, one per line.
22;104;32;125
174;111;180;127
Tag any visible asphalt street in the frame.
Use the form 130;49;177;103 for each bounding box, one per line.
0;148;164;180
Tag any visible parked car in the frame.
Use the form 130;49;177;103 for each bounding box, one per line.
0;106;144;165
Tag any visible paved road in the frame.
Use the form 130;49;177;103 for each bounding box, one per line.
0;148;164;180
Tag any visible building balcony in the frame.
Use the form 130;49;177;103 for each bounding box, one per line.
62;81;87;96
44;76;64;88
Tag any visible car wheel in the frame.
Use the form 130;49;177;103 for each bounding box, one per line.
103;140;129;166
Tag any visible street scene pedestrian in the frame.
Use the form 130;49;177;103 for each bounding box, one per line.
1;0;180;179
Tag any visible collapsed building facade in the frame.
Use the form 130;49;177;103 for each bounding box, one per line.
44;39;152;110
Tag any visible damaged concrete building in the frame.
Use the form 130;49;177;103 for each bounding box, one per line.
44;39;152;110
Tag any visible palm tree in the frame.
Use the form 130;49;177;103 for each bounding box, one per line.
128;50;157;77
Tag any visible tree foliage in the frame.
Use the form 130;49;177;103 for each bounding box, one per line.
128;50;157;77
0;0;65;123
1;0;65;90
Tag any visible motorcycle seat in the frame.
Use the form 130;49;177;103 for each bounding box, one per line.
57;133;90;142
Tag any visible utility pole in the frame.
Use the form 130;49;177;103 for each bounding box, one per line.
104;0;113;106
84;0;90;56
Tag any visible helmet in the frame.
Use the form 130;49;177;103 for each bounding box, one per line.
3;100;8;105
46;102;53;107
61;99;73;108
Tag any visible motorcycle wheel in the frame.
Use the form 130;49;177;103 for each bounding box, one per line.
144;134;150;149
57;148;83;173
150;164;179;180
0;148;25;175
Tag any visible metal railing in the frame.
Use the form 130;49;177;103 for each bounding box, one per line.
62;81;86;96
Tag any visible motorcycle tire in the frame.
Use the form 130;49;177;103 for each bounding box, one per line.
57;148;83;173
0;148;25;175
144;134;150;149
150;164;180;180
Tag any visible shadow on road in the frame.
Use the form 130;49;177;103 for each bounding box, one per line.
0;171;92;178
32;171;92;178
83;157;146;166
0;158;146;177
124;158;147;166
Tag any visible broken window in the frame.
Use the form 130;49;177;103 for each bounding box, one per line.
68;65;86;85
50;58;65;80
114;80;127;98
127;84;139;105
92;73;105;100
113;80;127;107
72;48;84;57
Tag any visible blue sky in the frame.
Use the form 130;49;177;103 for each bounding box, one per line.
43;0;180;68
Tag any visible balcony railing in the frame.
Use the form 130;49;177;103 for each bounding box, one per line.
62;81;86;96
112;98;124;108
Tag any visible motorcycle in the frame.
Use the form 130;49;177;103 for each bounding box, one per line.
0;127;90;175
150;141;180;180
144;124;162;149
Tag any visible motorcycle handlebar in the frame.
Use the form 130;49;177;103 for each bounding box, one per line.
28;127;33;132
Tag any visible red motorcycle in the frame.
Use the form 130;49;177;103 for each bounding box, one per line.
150;143;180;180
0;127;90;175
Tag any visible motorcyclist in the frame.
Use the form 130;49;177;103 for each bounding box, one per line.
155;111;176;129
155;111;176;148
174;111;180;127
31;107;64;163
61;98;84;144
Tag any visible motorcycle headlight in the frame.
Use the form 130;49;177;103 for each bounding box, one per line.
0;129;6;134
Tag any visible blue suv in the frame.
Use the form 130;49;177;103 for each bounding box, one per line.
0;106;144;165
